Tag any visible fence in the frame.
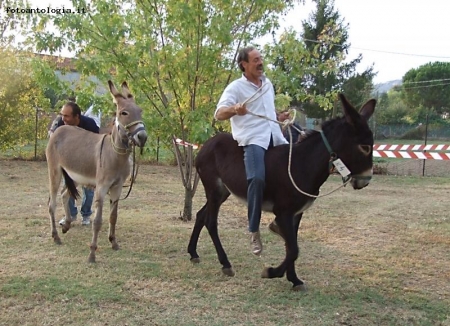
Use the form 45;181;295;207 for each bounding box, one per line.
373;143;450;177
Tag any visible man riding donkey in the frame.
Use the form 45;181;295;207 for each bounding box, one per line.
215;46;289;256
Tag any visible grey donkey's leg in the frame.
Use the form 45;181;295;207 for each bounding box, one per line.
88;187;108;263
48;165;62;244
108;185;122;251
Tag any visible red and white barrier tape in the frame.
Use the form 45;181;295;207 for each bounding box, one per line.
175;138;199;150
373;150;450;160
373;144;450;151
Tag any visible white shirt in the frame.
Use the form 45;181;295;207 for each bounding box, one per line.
216;75;288;149
84;104;102;128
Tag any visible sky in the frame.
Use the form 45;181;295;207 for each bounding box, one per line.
280;0;450;83
25;0;450;84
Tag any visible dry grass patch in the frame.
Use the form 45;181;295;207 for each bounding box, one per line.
0;160;449;325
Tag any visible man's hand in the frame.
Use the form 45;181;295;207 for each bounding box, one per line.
234;103;248;116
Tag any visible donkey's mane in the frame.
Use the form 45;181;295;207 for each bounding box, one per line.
295;116;344;144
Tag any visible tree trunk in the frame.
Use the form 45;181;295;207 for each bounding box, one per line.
172;136;200;221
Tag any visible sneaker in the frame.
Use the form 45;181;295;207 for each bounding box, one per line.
59;215;77;226
250;231;262;256
81;216;91;226
268;220;285;240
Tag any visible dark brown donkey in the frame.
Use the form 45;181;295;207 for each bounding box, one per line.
188;94;376;290
46;81;147;263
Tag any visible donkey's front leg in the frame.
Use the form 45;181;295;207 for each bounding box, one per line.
108;185;122;251
108;198;120;250
262;215;299;280
285;213;306;291
88;188;106;263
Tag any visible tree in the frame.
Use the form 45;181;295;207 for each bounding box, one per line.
300;0;374;118
22;0;303;220
264;26;344;115
375;89;409;125
402;61;450;114
0;47;50;152
0;0;34;47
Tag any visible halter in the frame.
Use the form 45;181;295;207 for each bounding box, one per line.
111;118;145;155
110;118;145;200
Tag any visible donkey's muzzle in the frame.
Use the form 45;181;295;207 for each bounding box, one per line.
351;171;372;189
133;129;148;148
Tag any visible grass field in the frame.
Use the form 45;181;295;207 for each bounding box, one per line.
1;160;449;326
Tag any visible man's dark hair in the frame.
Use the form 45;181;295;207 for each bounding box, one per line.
65;101;81;118
237;46;256;72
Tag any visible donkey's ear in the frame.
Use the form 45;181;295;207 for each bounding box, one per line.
108;80;121;102
339;93;360;126
359;99;376;122
121;81;133;99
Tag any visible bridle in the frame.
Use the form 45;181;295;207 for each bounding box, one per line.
237;85;372;199
286;127;372;198
112;118;146;154
108;118;145;200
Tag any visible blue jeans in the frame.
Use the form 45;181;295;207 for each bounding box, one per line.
243;144;266;233
69;186;94;218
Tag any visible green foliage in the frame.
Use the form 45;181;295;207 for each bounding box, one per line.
402;61;450;114
375;90;410;125
22;0;302;146
0;0;35;46
299;0;375;118
0;47;50;151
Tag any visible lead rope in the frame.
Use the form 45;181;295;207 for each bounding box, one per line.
120;144;137;200
286;127;351;198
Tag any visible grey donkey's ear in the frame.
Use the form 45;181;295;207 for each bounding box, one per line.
108;80;121;103
121;81;133;99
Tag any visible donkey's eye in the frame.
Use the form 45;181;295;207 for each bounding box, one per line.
359;145;372;156
121;111;129;116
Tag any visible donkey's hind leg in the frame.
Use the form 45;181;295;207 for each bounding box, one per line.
60;187;75;234
188;204;207;263
203;189;234;276
262;215;300;285
48;166;62;245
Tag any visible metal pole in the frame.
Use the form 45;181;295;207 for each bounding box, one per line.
34;107;38;160
156;136;160;163
422;113;429;177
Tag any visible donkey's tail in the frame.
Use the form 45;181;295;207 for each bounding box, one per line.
61;169;80;199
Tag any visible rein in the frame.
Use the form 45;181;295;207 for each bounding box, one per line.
286;128;351;198
120;144;137;200
240;86;353;198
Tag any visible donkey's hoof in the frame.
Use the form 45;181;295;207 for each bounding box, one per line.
222;267;235;277
261;267;271;278
53;237;62;245
61;225;70;234
88;254;96;263
292;283;307;292
111;243;120;251
190;257;201;264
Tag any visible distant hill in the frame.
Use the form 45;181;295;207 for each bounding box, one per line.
373;79;402;95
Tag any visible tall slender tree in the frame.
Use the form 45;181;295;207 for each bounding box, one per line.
301;0;375;118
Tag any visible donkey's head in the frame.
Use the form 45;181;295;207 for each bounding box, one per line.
108;80;148;148
324;93;376;190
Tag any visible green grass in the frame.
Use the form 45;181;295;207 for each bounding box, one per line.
1;161;449;326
